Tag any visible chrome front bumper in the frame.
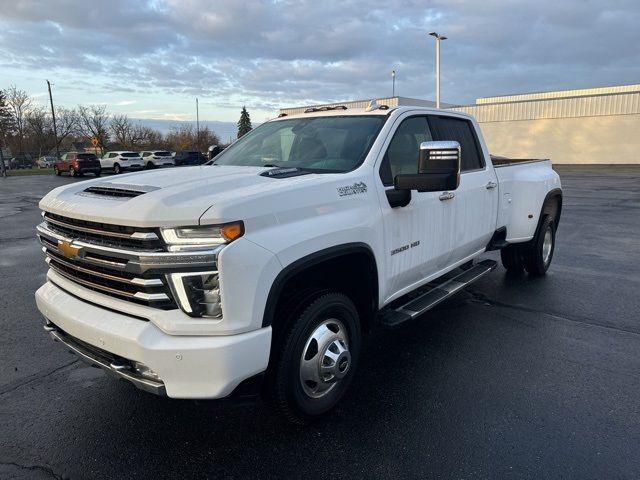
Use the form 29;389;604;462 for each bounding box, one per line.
44;320;166;395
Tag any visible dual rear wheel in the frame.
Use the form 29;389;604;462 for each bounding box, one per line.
500;215;556;276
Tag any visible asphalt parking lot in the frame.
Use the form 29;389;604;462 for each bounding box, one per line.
1;165;639;479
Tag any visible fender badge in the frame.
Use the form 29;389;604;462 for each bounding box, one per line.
58;240;81;259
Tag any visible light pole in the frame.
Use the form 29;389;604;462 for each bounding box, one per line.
392;70;396;97
428;32;447;108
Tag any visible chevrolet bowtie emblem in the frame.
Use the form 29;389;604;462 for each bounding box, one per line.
58;240;81;259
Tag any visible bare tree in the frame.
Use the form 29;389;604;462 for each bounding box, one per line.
77;104;110;155
6;85;32;155
55;107;79;154
26;106;54;156
110;113;132;148
164;123;220;152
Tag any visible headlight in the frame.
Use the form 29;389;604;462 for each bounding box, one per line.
167;271;222;318
160;222;244;251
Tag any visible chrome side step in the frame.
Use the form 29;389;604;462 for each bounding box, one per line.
380;259;497;328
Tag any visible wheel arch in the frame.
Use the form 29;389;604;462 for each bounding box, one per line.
538;188;563;235
262;243;379;332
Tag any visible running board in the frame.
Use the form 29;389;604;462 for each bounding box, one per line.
380;259;497;328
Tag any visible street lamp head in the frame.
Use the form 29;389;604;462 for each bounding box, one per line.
440;36;448;41
392;70;396;77
429;31;438;37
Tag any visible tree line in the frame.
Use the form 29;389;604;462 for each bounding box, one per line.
0;85;257;159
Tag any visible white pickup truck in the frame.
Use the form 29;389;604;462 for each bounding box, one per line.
35;104;562;423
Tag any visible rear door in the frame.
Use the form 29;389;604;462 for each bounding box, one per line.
428;115;498;262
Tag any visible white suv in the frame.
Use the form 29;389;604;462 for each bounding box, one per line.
100;151;144;174
140;151;175;169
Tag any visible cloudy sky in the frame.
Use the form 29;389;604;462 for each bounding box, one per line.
1;0;638;123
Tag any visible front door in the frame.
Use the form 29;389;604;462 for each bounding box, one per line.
377;114;455;302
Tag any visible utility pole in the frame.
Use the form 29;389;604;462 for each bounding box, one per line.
428;32;447;108
392;70;396;97
47;80;61;159
196;97;200;148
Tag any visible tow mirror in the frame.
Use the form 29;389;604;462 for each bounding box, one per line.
394;141;461;192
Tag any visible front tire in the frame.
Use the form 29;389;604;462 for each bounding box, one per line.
146;161;155;170
269;291;361;424
54;166;60;176
94;169;101;177
113;163;121;174
524;215;556;276
69;166;76;177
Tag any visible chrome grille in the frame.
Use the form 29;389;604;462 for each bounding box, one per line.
38;213;178;310
43;212;164;251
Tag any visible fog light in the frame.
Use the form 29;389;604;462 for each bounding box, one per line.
133;361;159;380
166;271;222;318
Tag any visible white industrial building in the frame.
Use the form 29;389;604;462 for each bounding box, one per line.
279;83;640;164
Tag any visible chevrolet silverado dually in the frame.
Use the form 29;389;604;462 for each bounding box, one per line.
35;102;562;423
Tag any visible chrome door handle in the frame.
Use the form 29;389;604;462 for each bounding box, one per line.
486;181;498;189
439;192;455;201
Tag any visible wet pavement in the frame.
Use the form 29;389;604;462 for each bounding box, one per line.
1;165;639;479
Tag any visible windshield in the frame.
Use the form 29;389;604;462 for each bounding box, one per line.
212;115;385;172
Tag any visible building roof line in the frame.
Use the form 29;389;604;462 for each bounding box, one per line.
476;83;640;103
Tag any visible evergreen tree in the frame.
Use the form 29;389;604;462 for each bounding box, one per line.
237;106;252;139
0;89;15;141
0;89;16;174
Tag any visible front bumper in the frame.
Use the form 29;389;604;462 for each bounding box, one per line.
35;281;272;399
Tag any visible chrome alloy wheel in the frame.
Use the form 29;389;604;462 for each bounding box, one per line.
299;319;351;399
542;226;553;265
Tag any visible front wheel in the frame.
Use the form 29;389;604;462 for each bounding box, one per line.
69;166;76;177
269;291;361;424
54;166;60;176
94;169;101;177
146;161;155;170
113;163;121;174
524;215;556;276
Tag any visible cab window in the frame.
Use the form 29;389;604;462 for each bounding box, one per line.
428;116;484;171
379;116;432;186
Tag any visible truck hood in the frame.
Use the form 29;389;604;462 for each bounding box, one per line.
39;165;314;227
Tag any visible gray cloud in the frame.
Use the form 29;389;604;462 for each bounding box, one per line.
1;0;638;116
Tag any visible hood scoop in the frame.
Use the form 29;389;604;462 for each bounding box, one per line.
80;183;161;199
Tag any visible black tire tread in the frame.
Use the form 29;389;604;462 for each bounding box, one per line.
270;291;357;425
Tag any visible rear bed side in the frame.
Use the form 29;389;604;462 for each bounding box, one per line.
494;160;562;243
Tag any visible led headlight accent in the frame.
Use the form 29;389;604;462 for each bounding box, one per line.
161;222;244;248
167;271;222;318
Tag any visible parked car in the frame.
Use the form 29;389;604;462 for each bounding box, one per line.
207;144;226;161
10;156;33;169
174;150;207;166
100;151;144;174
36;156;56;168
140;150;175;169
54;152;101;177
36;105;562;423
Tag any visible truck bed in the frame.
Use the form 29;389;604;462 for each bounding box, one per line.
490;155;550;168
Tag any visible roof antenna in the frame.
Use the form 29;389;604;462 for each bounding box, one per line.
365;99;380;112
